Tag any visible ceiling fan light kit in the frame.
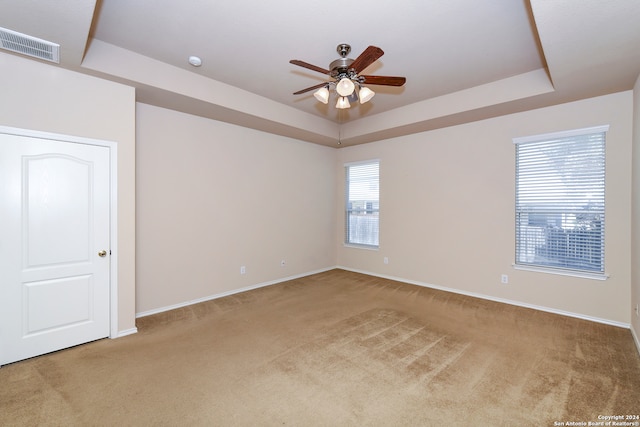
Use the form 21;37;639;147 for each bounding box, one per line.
290;44;406;109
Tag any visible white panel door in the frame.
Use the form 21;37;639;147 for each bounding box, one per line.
0;133;110;365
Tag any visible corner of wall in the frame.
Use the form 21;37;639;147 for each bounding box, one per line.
631;324;640;356
632;73;640;347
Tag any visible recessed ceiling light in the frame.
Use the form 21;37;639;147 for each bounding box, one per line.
188;56;202;67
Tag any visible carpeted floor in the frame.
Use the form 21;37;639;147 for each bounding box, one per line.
1;269;639;426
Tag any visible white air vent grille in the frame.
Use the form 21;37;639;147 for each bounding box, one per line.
0;27;59;63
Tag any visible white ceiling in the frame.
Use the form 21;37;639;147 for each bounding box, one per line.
1;0;640;147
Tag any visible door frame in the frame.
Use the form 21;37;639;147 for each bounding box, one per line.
0;125;119;339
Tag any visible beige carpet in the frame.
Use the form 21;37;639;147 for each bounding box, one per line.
2;269;639;426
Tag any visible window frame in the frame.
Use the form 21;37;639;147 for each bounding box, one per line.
512;125;609;280
344;159;380;249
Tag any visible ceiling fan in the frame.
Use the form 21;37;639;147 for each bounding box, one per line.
290;44;406;109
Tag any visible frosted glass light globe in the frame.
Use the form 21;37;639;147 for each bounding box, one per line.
313;87;329;104
358;86;375;103
336;78;355;96
336;96;351;109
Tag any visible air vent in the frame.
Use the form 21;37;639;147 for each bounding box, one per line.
0;27;59;63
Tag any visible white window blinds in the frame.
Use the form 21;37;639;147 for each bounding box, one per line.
345;160;379;248
514;126;607;274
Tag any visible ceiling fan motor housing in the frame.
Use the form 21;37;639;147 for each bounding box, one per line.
330;57;355;78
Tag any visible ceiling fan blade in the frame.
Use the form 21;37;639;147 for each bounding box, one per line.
349;46;384;73
293;82;328;95
360;75;406;86
290;60;331;75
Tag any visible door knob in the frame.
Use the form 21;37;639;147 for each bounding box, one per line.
98;250;107;257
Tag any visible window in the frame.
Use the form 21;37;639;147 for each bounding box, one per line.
514;126;607;275
345;160;379;248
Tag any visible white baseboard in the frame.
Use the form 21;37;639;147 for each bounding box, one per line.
135;265;634;334
110;327;138;339
337;266;631;329
135;267;336;318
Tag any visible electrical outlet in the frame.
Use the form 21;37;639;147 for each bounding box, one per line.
383;257;389;264
240;266;246;275
501;274;508;284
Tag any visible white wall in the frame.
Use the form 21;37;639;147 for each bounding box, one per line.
0;52;137;334
632;75;640;345
135;103;337;314
337;92;633;325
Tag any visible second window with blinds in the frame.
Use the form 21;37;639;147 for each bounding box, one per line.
345;160;380;248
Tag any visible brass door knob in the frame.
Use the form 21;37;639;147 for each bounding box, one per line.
98;250;107;257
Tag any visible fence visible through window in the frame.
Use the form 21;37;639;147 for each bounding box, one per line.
516;211;604;272
347;204;379;246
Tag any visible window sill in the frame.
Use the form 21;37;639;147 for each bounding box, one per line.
344;243;379;251
513;264;609;281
